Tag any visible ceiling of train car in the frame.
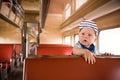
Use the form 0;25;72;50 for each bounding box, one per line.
22;0;40;13
48;0;71;14
21;0;70;27
45;0;71;29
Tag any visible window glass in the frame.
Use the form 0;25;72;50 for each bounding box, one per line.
75;0;87;10
65;3;71;19
64;36;71;45
74;34;78;45
99;28;120;55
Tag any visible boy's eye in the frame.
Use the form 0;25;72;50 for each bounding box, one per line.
81;33;85;35
88;34;92;36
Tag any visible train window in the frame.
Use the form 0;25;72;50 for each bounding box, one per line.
75;0;87;10
99;28;120;55
65;3;71;19
64;36;71;45
74;34;78;45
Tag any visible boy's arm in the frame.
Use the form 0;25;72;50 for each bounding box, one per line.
73;47;87;55
73;47;96;64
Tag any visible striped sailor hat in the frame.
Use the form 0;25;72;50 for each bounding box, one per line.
79;20;98;35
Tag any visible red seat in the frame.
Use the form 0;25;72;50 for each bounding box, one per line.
15;44;21;55
14;44;21;67
37;44;73;56
0;44;14;64
0;44;14;80
23;56;120;80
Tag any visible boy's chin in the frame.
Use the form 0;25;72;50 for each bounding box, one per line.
81;43;89;47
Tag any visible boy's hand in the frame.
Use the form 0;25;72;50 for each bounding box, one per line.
84;50;96;64
101;52;114;56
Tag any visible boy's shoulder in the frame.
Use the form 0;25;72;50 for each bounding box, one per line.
74;42;82;48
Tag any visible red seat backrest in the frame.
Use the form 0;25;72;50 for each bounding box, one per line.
15;44;21;55
37;44;73;56
23;56;120;80
0;44;14;62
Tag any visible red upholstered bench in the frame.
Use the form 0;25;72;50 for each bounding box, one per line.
23;56;120;80
0;44;14;67
15;44;21;56
0;44;14;80
37;44;73;56
14;44;22;67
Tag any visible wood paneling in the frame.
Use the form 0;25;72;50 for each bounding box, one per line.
95;9;120;30
60;0;110;29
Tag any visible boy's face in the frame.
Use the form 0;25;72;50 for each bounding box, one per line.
79;27;97;47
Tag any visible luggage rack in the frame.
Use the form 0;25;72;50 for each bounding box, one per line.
0;0;24;28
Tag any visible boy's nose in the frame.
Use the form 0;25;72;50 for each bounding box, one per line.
83;34;88;38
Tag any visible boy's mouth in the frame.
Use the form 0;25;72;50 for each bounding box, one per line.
83;40;87;42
